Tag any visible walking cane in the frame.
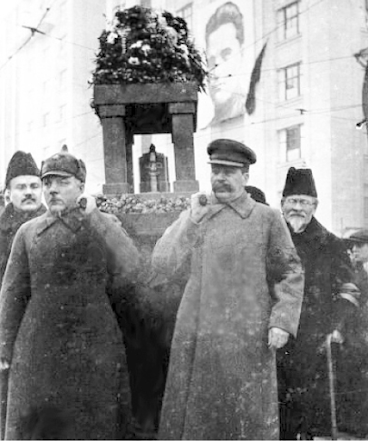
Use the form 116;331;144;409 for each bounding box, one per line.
326;334;338;440
0;369;8;440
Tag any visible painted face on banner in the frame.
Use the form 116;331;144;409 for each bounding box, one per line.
207;23;244;114
205;2;247;124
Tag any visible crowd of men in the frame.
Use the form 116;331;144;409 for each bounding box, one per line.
0;139;366;440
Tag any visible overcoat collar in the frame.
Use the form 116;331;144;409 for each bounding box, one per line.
0;203;46;233
207;191;256;220
36;208;85;236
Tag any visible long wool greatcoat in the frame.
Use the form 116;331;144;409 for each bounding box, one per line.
0;207;139;440
277;217;358;439
152;193;304;440
335;261;368;437
0;202;46;440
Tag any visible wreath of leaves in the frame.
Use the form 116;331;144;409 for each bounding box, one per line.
91;6;207;90
96;194;190;215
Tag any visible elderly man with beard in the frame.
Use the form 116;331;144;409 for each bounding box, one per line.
152;139;304;440
0;151;46;440
277;167;359;440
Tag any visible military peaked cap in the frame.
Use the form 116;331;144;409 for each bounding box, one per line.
207;139;257;167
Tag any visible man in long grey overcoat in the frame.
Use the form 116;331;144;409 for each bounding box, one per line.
0;151;46;440
152;139;304;440
0;149;139;439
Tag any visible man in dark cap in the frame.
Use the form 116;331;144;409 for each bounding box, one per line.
0;151;46;439
333;229;368;438
152;139;304;440
277;167;359;440
0;149;140;439
0;151;46;284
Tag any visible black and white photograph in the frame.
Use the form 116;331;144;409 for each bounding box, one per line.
0;0;368;439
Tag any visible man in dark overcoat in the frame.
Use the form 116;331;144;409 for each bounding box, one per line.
0;151;46;439
334;229;368;438
0;149;139;439
277;167;359;440
152;139;304;440
0;151;46;285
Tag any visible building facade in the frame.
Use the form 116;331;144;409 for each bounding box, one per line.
0;0;367;234
0;0;106;194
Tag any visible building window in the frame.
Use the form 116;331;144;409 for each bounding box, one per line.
279;125;303;162
177;3;193;30
59;69;67;91
364;185;368;225
58;104;66;121
365;197;368;221
43;112;50;127
278;62;302;101
58;1;67;32
278;1;300;41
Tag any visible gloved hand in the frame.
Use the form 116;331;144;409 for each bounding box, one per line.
77;194;97;215
268;327;289;349
190;192;210;224
330;329;344;344
0;358;10;370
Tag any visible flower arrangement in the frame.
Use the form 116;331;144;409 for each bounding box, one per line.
91;5;207;90
96;194;190;215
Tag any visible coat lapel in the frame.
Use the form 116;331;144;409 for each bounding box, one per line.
206;191;256;221
36;209;84;236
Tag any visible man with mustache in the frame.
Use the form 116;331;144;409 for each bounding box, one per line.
0;148;139;439
152;139;304;440
0;151;46;285
277;167;359;440
0;151;46;440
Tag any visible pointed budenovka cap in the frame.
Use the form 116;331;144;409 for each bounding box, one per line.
207;139;257;167
5;151;40;188
282;167;317;198
40;145;86;183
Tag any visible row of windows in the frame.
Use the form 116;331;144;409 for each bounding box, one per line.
28;104;67;132
175;2;302;102
175;1;300;42
273;3;302;160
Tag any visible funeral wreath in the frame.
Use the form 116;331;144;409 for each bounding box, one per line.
91;5;207;90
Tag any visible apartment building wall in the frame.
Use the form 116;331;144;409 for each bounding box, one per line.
1;0;368;234
0;0;105;194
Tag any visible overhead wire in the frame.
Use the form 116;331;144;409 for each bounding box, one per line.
0;0;60;73
0;0;364;157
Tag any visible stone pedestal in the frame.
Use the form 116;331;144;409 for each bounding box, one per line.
169;103;199;192
98;104;130;194
93;82;199;195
